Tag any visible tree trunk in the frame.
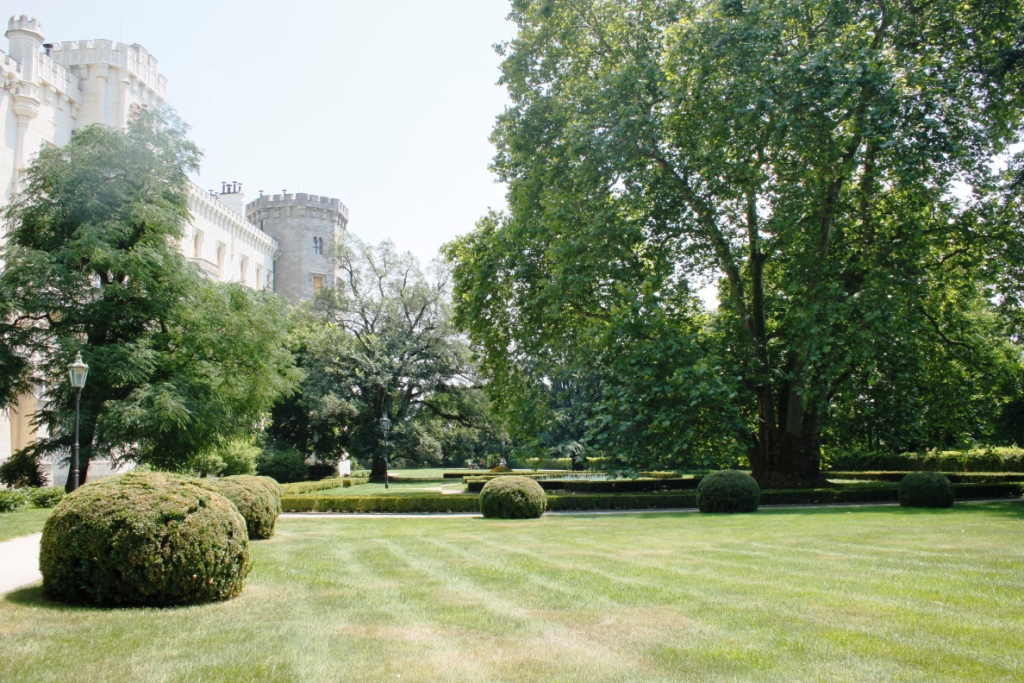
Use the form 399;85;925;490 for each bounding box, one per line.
748;384;827;488
369;455;388;482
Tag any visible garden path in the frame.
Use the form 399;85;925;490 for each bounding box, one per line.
0;532;41;594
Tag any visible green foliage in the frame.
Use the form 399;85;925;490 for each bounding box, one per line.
0;448;45;488
186;436;261;478
0;109;297;486
479;476;547;519
275;237;499;477
899;472;955;508
39;471;250;606
696;470;760;513
28;487;66;508
198;476;279;540
257;445;308;484
283;494;481;513
824;447;1024;473
445;0;1024;486
0;489;28;513
280;478;345;495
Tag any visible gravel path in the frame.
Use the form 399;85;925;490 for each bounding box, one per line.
0;532;42;594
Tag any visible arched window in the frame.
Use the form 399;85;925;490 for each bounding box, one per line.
313;237;323;255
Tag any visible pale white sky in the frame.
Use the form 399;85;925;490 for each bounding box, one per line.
24;0;516;266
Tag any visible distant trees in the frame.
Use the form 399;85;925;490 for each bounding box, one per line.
268;238;499;477
446;0;1024;485
0;110;298;488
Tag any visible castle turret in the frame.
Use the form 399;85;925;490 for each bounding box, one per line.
5;15;43;82
246;192;349;304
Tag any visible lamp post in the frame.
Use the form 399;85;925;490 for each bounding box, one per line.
67;351;89;492
380;414;391;489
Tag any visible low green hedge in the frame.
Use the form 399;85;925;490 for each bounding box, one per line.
283;495;480;513
824;447;1024;473
282;482;1022;514
829;471;1024;483
547;492;698;511
281;478;345;495
0;489;28;513
564;478;701;494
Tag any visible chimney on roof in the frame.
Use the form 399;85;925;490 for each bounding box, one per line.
216;180;245;215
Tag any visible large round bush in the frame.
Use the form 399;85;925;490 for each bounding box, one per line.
197;476;279;540
479;476;547;519
40;471;250;607
899;471;954;508
696;470;760;513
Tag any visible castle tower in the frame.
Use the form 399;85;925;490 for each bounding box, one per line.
246;193;349;304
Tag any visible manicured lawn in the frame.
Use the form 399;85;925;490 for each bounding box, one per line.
2;502;1023;682
0;508;51;543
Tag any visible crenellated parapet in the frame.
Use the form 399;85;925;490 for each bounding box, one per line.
50;39;167;104
246;192;350;229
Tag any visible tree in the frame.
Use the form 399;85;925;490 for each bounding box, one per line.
0;109;299;486
446;0;1024;486
273;238;486;478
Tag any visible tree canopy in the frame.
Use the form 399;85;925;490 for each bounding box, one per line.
0;109;298;486
445;0;1024;485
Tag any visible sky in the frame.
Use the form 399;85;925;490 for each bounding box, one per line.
24;0;518;266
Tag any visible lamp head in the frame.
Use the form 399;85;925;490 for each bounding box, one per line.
380;415;391;434
68;351;89;389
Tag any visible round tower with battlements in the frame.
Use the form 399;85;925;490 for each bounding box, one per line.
246;192;349;305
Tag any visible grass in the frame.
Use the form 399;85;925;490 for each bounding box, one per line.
0;508;51;543
2;502;1023;682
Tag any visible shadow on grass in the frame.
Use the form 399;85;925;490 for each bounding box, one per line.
4;584;244;612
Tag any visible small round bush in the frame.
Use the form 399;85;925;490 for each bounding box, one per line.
696;470;760;513
40;471;250;607
198;475;280;540
28;487;66;508
899;471;954;508
479;476;547;519
0;489;28;513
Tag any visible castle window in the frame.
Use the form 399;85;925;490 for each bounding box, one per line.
216;244;225;275
193;232;203;259
312;275;324;293
240;256;249;285
313;237;323;255
255;265;263;290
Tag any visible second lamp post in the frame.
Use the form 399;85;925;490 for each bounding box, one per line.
380;414;391;489
67;351;89;492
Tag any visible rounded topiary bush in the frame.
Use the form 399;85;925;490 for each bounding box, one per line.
199;475;280;540
479;476;547;519
696;470;760;513
40;471;250;607
899;471;954;508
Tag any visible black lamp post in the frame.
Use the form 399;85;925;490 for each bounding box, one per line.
67;351;89;492
380;414;391;489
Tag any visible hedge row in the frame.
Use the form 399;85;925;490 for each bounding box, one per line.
466;477;703;493
444;470;572;480
281;478;345;495
824;448;1024;472
283;482;1023;513
283;494;480;513
830;472;1024;483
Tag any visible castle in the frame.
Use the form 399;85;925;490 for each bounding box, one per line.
0;15;350;479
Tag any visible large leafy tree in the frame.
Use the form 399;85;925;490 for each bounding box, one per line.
273;238;487;477
0;110;298;487
446;0;1024;486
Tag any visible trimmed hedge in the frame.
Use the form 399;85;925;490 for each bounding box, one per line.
829;471;1024;483
283;494;481;513
900;471;955;508
28;487;66;508
825;447;1024;473
0;489;28;513
696;470;760;513
281;478;344;495
446;470;572;480
547;492;697;511
281;482;1023;514
197;476;280;540
40;471;250;606
479;476;547;519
